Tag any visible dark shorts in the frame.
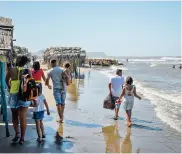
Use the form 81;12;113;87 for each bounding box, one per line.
36;82;42;94
33;111;44;121
112;96;120;108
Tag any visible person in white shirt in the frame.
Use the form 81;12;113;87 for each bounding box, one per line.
32;94;50;143
108;69;124;120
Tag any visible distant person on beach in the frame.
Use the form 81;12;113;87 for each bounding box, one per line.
46;59;68;123
32;91;50;143
64;62;72;84
31;61;46;94
89;61;92;68
6;55;37;144
173;65;175;68
179;64;181;69
116;76;141;127
108;69;124;120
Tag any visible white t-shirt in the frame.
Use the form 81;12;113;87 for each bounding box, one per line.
109;75;125;97
33;94;46;112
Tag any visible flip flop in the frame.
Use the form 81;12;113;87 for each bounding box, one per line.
12;134;20;142
42;134;46;138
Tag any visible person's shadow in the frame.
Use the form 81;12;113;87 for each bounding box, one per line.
88;71;90;79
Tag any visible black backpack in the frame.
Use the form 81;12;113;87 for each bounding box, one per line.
19;69;39;101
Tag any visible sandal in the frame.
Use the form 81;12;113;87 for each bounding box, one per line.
42;134;46;138
19;139;24;145
36;138;42;143
12;134;20;142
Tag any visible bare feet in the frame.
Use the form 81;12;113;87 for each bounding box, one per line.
57;118;63;123
127;121;132;127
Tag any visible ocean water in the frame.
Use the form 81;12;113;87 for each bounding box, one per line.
97;56;181;132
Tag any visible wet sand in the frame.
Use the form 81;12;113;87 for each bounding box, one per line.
42;66;181;153
0;65;181;153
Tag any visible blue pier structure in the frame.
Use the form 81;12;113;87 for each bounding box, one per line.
0;17;14;137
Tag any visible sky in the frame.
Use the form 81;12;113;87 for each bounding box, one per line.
0;1;181;56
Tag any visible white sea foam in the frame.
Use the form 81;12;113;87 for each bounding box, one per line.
110;65;128;71
150;63;157;67
161;57;182;61
129;59;166;62
133;80;181;132
118;57;181;65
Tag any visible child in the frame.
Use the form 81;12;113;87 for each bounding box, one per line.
116;76;141;127
62;62;72;90
64;62;72;82
32;94;50;142
31;61;46;94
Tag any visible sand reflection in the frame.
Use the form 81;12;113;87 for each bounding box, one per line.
102;122;133;153
57;123;64;140
67;79;85;102
102;122;121;153
121;127;132;154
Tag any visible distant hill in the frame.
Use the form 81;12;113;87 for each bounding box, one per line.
86;52;108;58
33;49;45;58
37;49;45;55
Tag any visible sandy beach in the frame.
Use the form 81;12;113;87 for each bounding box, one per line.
0;65;181;153
0;1;181;153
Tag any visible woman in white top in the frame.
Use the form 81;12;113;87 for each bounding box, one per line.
117;76;141;127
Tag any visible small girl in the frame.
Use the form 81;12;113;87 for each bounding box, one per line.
32;94;50;142
116;76;141;127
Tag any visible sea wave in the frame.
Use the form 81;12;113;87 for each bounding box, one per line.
129;59;166;62
133;80;181;132
117;57;181;65
161;57;182;61
150;63;157;67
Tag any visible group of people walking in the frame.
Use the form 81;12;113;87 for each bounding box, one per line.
6;55;71;144
5;55;141;146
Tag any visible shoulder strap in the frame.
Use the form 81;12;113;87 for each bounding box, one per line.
18;67;23;95
16;67;24;80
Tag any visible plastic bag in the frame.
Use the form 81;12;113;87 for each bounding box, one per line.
103;94;115;110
